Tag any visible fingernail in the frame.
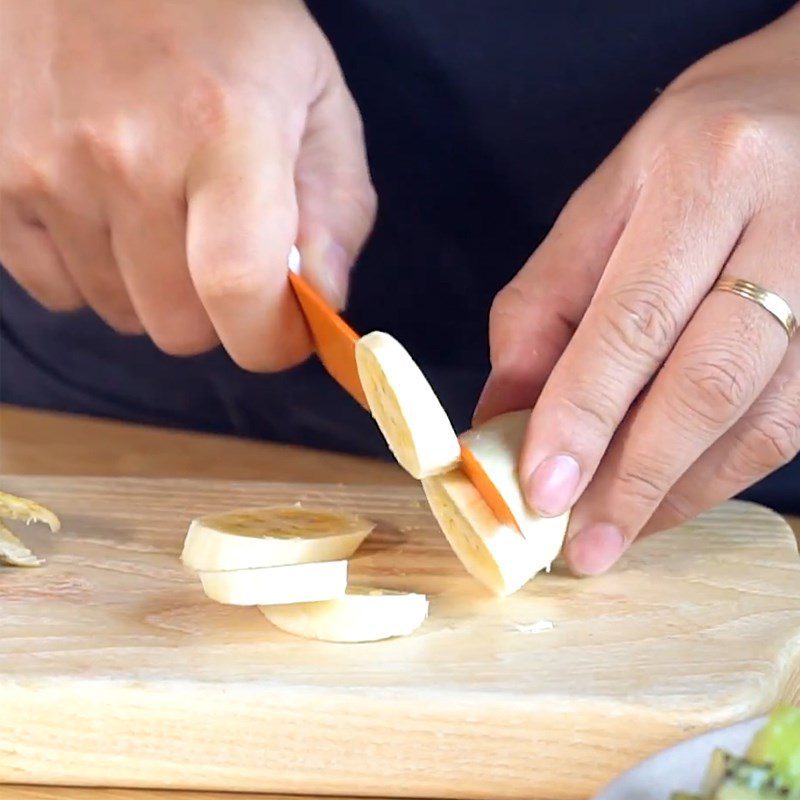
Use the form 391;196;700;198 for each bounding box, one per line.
565;523;625;576
303;238;351;311
525;454;580;516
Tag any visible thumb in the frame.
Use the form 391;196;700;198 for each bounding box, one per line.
294;65;377;311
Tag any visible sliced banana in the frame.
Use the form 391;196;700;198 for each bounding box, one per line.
355;331;460;479
0;490;60;531
261;586;429;642
0;521;44;568
198;560;348;606
459;409;570;543
181;506;374;571
423;410;569;596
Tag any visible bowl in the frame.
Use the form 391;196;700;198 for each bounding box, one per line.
593;716;767;800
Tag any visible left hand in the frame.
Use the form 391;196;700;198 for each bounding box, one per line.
474;5;800;575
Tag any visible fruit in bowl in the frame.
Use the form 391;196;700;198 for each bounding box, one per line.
672;706;800;800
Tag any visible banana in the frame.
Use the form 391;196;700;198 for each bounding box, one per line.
355;331;460;479
423;409;569;596
459;409;570;542
260;586;429;642
0;521;44;568
181;506;374;571
198;560;348;606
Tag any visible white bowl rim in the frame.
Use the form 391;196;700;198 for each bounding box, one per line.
592;715;768;800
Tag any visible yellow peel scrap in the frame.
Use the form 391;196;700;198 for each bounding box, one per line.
0;490;61;568
0;490;60;532
0;520;45;568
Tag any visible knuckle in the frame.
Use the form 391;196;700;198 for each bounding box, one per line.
108;315;146;336
74;122;136;182
179;74;232;141
151;325;217;357
353;179;378;224
4;149;56;198
228;341;310;373
17;275;84;312
672;344;758;430
489;282;526;332
194;258;264;304
614;459;669;506
598;279;681;364
326;176;378;232
696;109;769;166
40;292;84;313
725;403;800;479
658;491;697;525
557;385;618;435
654;105;771;197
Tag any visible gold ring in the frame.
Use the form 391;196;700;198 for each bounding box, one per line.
714;278;797;340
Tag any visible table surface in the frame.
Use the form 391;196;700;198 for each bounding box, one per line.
1;404;798;800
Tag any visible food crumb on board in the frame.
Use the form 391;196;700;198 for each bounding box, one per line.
512;620;554;634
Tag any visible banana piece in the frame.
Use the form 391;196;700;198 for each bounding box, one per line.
198;560;348;606
459;409;570;542
181;506;374;571
0;490;60;568
260;586;429;642
355;331;460;479
423;409;569;596
0;490;60;531
0;521;44;568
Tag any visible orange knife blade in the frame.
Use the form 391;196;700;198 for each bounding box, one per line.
287;246;522;534
458;442;522;533
288;269;369;410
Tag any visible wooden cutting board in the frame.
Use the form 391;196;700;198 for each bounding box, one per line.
1;475;799;800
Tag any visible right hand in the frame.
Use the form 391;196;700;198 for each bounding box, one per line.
0;0;376;370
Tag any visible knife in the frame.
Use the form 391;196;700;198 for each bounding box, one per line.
287;246;523;534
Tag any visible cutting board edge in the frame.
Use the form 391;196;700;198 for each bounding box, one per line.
1;682;793;800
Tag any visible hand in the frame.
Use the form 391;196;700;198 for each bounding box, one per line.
0;0;375;369
475;5;800;575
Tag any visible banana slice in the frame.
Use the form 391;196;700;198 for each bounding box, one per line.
260;586;429;642
423;409;569;596
0;490;60;531
459;409;570;542
181;506;374;571
355;331;460;479
0;521;45;568
198;560;348;606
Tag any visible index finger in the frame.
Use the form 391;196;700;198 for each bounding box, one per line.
186;128;311;372
518;152;749;518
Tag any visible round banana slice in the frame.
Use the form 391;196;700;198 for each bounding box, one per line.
260;586;429;642
355;331;460;479
423;409;569;596
181;506;374;571
198;560;348;606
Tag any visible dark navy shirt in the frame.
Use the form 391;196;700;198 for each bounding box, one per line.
2;0;798;512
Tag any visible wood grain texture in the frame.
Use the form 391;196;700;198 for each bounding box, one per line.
1;789;320;800
1;475;798;800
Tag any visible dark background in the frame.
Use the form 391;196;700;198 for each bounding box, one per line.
2;0;797;511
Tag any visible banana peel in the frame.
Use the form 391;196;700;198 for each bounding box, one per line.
0;490;60;568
